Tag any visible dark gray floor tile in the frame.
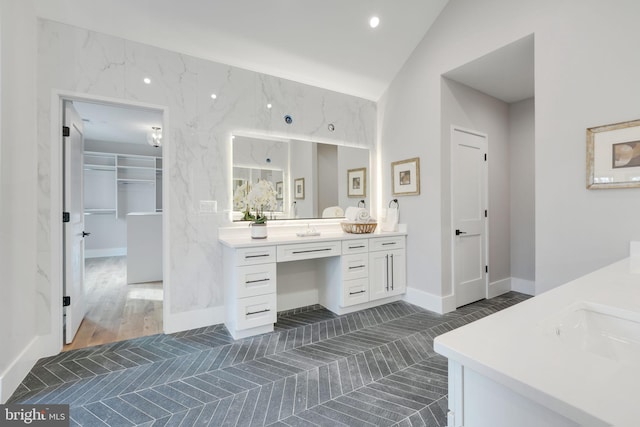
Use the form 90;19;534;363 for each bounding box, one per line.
264;378;285;426
208;395;233;426
119;392;171;419
235;386;260;426
293;371;307;415
220;390;247;426
323;399;395;426
137;388;189;414
249;383;273;427
279;375;296;419
70;405;110;427
102;396;154;425
84;401;135;426
296;408;349;427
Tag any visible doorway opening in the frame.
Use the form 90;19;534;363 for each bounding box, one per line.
62;98;165;351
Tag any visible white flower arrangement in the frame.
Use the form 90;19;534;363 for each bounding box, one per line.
234;179;277;223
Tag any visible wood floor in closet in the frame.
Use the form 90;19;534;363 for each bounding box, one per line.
63;256;163;351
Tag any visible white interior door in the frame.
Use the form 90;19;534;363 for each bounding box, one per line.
452;128;487;307
64;101;87;344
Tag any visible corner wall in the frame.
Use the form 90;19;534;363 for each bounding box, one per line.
380;0;640;302
0;0;39;403
440;78;511;297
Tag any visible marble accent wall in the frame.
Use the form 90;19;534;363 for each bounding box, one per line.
37;20;376;330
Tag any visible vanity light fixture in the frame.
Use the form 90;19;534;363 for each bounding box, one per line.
147;126;162;147
369;16;380;28
143;77;151;84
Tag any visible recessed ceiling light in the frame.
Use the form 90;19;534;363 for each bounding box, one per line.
369;16;380;28
211;93;217;99
267;103;272;109
143;77;151;84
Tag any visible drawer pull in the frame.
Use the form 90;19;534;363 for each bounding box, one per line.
292;248;332;255
349;290;366;295
246;308;271;316
245;253;270;259
245;278;270;284
348;265;365;270
382;242;397;246
349;245;365;249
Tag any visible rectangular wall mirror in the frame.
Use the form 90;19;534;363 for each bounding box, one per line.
232;134;370;220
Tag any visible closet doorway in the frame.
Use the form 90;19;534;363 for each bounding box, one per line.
62;99;165;351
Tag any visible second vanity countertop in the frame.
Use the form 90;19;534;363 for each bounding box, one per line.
434;254;640;426
218;222;407;248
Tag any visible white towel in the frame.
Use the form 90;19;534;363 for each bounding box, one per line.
345;207;371;223
381;207;399;232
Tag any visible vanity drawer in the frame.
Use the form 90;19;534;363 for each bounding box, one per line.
236;293;277;331
369;236;405;252
236;263;277;298
235;246;276;266
342;253;369;280
342;278;369;307
342;239;369;254
277;240;341;262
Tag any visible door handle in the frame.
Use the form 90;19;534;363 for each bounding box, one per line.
455;229;466;236
82;231;91;237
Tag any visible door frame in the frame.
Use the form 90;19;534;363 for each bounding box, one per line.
450;125;489;304
49;90;170;351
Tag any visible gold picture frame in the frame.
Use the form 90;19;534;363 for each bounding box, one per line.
587;118;640;189
391;157;420;196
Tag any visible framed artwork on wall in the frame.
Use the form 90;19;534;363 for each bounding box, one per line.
347;167;366;197
587;118;640;189
275;181;283;200
391;157;420;196
294;178;305;199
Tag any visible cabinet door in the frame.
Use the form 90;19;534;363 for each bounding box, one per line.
369;249;406;301
369;251;391;301
388;249;406;296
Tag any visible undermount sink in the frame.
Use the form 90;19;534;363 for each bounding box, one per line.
541;302;640;364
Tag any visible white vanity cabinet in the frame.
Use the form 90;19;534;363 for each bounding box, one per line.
223;246;277;339
219;226;407;340
369;236;406;301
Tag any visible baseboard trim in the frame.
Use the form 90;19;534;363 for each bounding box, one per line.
404;287;456;314
511;277;535;295
85;248;126;258
0;336;44;403
488;277;511;298
163;306;225;335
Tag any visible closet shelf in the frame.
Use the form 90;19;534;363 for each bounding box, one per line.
84;165;116;171
84;209;116;215
117;178;156;184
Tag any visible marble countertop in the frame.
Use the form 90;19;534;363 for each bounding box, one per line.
434;255;640;426
218;223;407;248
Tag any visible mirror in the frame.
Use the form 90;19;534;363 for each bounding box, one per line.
232;135;370;220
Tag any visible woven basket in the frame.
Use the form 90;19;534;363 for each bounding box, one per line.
341;222;377;234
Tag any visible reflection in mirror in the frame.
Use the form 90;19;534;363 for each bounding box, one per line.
232;134;370;220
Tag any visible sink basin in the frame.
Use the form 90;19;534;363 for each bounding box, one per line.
541;302;640;364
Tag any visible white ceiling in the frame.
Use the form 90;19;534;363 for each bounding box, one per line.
443;35;535;104
73;101;163;144
34;0;450;101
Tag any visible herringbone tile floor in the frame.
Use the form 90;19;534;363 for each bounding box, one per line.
10;292;530;426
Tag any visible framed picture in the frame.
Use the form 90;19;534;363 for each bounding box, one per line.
391;157;420;196
587;118;640;189
347;167;366;197
275;181;283;200
294;177;305;199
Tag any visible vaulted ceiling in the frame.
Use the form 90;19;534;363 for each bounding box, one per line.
35;0;450;101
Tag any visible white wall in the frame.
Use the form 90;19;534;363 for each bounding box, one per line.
0;0;39;402
509;98;535;283
440;78;511;293
380;0;640;303
316;143;338;214
289;141;317;218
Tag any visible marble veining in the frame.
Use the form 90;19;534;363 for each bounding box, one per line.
36;19;376;324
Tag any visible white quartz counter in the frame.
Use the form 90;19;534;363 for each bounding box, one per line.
434;256;640;426
218;222;407;248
